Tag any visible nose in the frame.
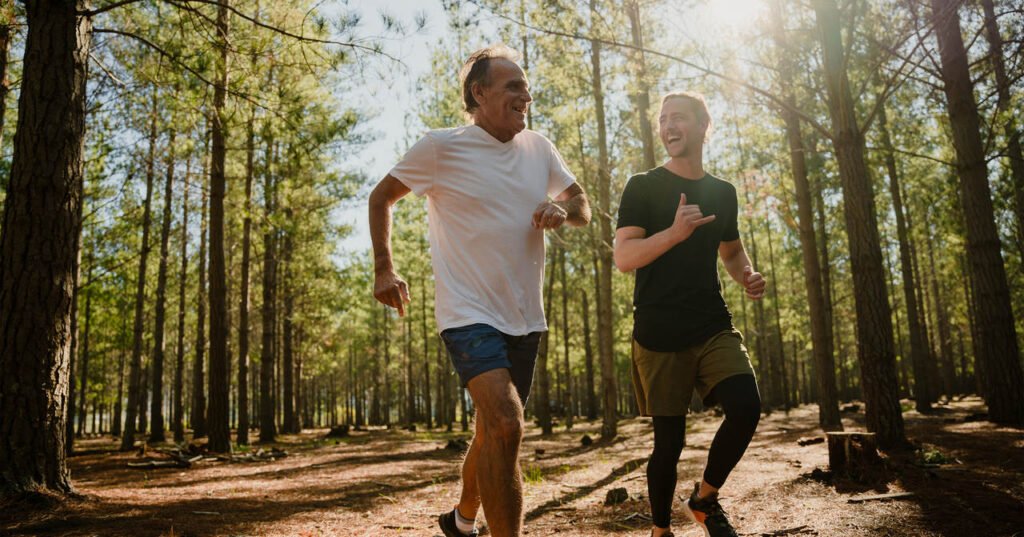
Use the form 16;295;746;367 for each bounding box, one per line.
524;88;533;103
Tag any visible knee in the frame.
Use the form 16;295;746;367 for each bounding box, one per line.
728;396;761;431
484;408;523;447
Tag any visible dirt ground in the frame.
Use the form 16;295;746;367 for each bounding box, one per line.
2;397;1022;537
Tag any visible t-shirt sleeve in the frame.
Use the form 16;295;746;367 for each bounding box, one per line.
388;133;437;197
721;182;740;242
546;140;577;199
616;174;648;231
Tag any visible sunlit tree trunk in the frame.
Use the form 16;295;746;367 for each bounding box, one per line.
237;111;254;445
931;0;1024;425
626;0;655;170
535;253;554;435
590;0;616;439
173;171;189;443
813;0;904;447
260;138;278;442
149;128;176;443
121;87;159;451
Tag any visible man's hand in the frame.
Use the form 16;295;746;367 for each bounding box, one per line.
743;266;766;300
669;193;715;243
532;201;568;230
374;270;411;316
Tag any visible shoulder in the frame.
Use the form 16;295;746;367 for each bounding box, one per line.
422;125;472;144
705;173;737;195
624;168;662;191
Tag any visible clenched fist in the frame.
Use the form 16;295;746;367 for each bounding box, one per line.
743;266;766;300
532;201;567;230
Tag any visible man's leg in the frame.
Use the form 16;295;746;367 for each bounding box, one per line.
456;422;483;521
465;368;525;537
701;374;761;494
648;415;687;537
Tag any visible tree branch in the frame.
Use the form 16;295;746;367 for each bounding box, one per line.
79;0;148;17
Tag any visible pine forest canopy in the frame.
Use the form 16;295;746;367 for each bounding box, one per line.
0;0;1021;498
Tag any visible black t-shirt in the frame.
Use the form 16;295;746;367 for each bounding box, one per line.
616;167;740;351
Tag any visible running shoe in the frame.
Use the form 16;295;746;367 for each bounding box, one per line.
438;507;479;537
681;482;739;537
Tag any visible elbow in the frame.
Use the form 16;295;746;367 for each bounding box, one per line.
613;249;633;273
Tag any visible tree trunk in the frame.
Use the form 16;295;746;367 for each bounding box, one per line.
121;87;159;451
0;5;13;154
813;0;905;447
77;265;93;438
979;0;1024;256
173;170;189;443
877;102;932;411
590;0;617;440
282;207;296;433
560;247;573;430
931;0;1024;425
192;182;209;438
205;0;232;453
420;271;432;429
581;288;597;421
149;129;176;443
626;0;655;171
237;111;254;445
535;253;554;435
260;139;278;442
770;4;840;429
114;316;127;437
765;222;789;410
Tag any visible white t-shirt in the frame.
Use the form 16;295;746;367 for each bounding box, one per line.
389;125;577;335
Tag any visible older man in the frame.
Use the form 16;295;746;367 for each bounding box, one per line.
368;44;590;537
614;91;766;537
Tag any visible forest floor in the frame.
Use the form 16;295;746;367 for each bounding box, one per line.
2;397;1022;537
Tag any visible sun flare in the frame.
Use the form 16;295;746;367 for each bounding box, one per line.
707;0;767;30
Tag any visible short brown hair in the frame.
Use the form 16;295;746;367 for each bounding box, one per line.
459;44;522;117
661;91;713;140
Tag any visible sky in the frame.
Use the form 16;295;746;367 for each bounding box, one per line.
332;0;450;257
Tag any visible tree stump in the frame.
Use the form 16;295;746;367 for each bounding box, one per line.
827;432;880;476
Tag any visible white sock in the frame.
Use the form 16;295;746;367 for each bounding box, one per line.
455;506;476;534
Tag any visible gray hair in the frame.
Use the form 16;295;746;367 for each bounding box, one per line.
459;44;522;117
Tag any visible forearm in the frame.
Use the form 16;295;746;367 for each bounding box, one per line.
721;248;752;286
368;191;396;275
614;229;680;272
554;192;591;227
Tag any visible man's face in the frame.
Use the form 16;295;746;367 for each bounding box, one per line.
475;59;532;135
658;97;707;158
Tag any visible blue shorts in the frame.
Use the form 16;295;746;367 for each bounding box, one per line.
440;323;542;405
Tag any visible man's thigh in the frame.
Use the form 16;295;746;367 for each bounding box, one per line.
694;329;756;403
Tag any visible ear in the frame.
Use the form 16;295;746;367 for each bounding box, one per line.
471;82;488;107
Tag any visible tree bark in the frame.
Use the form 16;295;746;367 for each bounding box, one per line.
931;0;1024;425
770;4;840;429
626;0;655;171
77;264;93;437
121;87;159;451
535;252;554;435
236;111;254;445
192;179;209;438
979;0;1024;256
560;247;573;430
0;0;91;494
149;128;176;443
877;102;932;411
581;287;597;421
260;137;278;441
205;0;232;453
173;169;189;443
813;0;904;447
590;0;617;440
282;207;297;433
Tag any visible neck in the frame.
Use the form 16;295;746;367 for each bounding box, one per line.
663;152;704;180
473;115;516;143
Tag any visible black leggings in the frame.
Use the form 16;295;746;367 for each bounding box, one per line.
647;374;761;529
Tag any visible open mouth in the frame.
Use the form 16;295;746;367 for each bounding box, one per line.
667;135;682;144
512;105;527;115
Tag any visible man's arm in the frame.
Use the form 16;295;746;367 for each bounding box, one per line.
532;182;592;229
718;238;766;299
613;192;715;272
369;173;413;315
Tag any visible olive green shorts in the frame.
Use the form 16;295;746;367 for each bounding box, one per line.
630;329;755;417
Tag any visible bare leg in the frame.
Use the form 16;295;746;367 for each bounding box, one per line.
457;423;482;520
464;368;525;537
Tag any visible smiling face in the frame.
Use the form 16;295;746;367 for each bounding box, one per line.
658;96;708;158
472;58;532;142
